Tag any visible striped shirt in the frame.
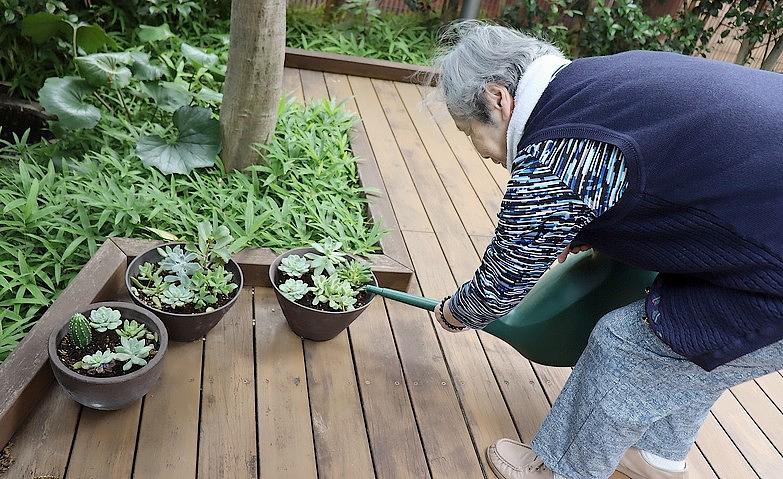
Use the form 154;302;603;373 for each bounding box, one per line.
449;138;628;329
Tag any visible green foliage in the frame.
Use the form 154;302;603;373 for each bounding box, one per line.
336;259;373;288
0;31;381;361
113;336;153;371
279;278;310;301
76;348;114;371
75;52;133;88
38;76;102;129
310;274;358;311
21;11;115;56
501;0;705;58
138;23;175;43
181;42;218;66
135;105;222;174
190;264;237;309
286;7;438;65
116;319;148;340
279;254;310;278
306;239;348;276
68;312;91;348
89;306;122;332
160;284;195;307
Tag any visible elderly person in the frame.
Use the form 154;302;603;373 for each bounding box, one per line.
429;22;783;479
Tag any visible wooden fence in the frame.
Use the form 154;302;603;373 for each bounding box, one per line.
287;0;782;71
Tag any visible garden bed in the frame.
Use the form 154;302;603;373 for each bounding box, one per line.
0;234;412;449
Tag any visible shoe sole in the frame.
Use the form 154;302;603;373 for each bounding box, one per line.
486;446;505;479
615;464;644;479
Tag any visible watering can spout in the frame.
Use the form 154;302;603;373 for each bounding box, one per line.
364;253;658;367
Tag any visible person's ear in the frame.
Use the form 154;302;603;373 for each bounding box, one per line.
485;84;514;121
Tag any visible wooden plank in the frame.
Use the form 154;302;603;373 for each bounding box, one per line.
282;67;303;102
396;82;502;226
300;68;329;105
756;372;783;413
383;282;484;478
403;230;520;474
198;290;257;479
697;412;758;478
0;239;127;449
349;297;430;478
324;72;414;272
133;340;202;478
419;85;510;191
285;47;435;85
66;401;142;479
348;75;433;233
304;330;375;477
373;78;494;240
255;288;317;479
711;393;783;478
731;382;783;455
3;384;79;478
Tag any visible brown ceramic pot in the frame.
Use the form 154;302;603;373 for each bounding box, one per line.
270;247;377;341
48;301;168;410
125;242;243;342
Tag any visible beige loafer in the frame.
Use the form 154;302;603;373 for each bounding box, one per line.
486;439;555;479
617;448;690;479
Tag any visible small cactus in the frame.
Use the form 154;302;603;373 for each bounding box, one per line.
68;313;92;348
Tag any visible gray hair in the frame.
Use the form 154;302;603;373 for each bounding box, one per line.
428;21;563;123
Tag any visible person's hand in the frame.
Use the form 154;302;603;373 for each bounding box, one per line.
557;243;592;263
434;299;467;333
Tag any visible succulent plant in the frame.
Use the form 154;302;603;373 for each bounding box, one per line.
68;313;92;348
190;220;236;267
336;259;374;288
160;284;195;308
279;278;310;301
311;274;357;311
190;264;237;308
158;245;202;286
279;254;310;278
89;307;122;332
305;239;348;276
76;349;114;372
113;337;154;371
117;319;148;340
131;263;168;298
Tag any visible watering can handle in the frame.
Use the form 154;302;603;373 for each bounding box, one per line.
364;285;440;311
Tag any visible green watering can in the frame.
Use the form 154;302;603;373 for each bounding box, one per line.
366;251;658;367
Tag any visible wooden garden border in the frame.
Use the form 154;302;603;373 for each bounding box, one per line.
0;56;415;445
284;47;437;85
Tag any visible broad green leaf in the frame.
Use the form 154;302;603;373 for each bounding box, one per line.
38;76;100;129
129;52;166;80
197;86;223;104
136;106;221;174
20;12;64;43
75;23;116;53
139;81;191;112
75;53;132;89
181;43;218;66
138;23;174;43
21;13;113;52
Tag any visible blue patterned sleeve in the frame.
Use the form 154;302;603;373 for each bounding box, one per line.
448;139;628;329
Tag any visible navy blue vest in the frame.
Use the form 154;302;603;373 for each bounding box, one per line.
518;51;783;371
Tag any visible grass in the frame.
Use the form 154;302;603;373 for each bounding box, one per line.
0;18;385;362
286;7;439;65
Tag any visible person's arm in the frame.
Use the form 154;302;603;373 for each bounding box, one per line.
446;138;628;330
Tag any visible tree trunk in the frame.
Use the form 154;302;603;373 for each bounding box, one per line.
734;0;767;65
761;35;783;71
220;0;286;171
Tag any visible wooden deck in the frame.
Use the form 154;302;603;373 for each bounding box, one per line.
6;68;783;479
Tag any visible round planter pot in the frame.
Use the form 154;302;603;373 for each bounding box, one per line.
125;242;244;342
270;247;377;341
48;301;168;410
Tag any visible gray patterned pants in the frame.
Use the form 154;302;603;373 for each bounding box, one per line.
532;299;783;479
